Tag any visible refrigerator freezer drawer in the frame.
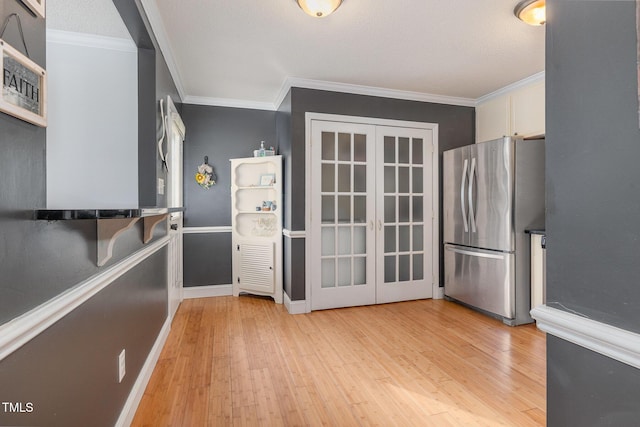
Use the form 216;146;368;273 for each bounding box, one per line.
444;244;515;319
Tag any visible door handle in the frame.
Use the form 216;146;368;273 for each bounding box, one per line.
378;219;382;231
369;220;374;230
445;246;504;260
460;158;469;232
468;157;477;233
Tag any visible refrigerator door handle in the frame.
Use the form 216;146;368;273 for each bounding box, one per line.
445;245;505;260
468;157;477;233
460;158;469;232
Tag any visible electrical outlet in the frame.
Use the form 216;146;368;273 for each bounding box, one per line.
118;349;126;383
157;178;165;195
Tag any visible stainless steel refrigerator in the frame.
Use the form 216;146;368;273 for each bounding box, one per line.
443;136;544;325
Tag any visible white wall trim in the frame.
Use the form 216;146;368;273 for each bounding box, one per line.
180;77;477;112
183;284;233;299
183;95;276;111
284;292;309;315
0;236;169;362
182;226;232;234
531;305;640;370
46;29;136;53
475;71;545;105
139;0;187;100
283;229;306;239
433;286;444;300
115;317;171;427
278;77;476;108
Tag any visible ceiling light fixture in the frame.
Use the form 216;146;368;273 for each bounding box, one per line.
514;0;546;26
296;0;343;18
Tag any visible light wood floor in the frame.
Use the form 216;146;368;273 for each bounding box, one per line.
132;296;546;426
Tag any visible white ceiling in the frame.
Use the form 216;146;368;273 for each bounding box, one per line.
47;0;545;109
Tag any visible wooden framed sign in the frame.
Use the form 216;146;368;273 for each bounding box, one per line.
0;39;46;127
20;0;46;18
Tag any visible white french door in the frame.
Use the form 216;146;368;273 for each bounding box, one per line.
310;121;377;310
309;116;436;311
376;126;433;304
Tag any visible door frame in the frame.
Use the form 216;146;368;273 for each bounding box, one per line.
304;113;440;313
165;95;185;321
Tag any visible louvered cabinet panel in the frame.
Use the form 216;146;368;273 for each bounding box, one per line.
237;241;274;293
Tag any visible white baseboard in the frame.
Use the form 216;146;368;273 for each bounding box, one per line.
433;286;444;300
284;292;308;314
531;305;640;370
183;284;233;299
115;317;171;427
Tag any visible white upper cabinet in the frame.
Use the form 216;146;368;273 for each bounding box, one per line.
511;80;545;139
476;78;545;143
476;96;510;144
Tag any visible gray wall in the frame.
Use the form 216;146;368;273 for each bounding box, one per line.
181;104;277;287
0;1;179;425
546;0;640;423
281;87;475;300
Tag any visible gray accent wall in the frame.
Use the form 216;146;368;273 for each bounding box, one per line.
0;1;180;425
181;104;277;287
280;87;475;300
0;249;167;427
546;0;640;422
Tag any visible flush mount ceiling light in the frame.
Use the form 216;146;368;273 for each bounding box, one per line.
296;0;343;18
514;0;546;26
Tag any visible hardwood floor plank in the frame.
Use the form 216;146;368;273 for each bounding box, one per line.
132;296;546;426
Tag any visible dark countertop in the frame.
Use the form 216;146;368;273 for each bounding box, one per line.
525;228;546;248
34;207;185;220
525;229;546;236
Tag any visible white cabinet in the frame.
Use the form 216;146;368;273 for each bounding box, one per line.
476;96;510;143
476;79;545;143
511;80;545;138
230;155;283;303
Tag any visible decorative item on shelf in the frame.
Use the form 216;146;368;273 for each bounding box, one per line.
253;140;275;157
262;201;272;211
252;216;277;237
259;173;275;186
0;13;46;127
19;0;46;18
157;99;168;172
195;156;216;189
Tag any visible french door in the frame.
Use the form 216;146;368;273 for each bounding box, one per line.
309;117;435;310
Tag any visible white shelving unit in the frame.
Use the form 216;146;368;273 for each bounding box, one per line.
230;155;283;303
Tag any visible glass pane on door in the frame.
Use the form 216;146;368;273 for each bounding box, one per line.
381;134;427;285
320;130;371;289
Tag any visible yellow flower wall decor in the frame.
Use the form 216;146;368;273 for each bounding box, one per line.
195;157;216;189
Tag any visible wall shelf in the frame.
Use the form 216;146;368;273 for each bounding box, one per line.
34;207;184;266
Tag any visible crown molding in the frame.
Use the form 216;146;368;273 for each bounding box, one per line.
139;0;187;101
475;71;545;105
278;77;477;108
46;29;136;53
183;95;278;111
